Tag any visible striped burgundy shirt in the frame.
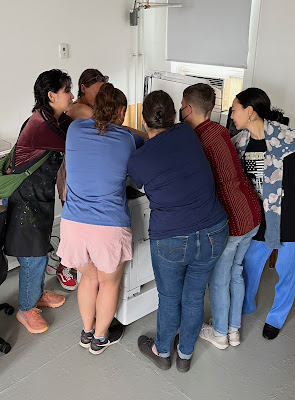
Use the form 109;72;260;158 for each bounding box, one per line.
194;119;261;236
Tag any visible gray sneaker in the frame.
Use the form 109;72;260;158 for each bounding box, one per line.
79;329;94;348
89;323;124;355
199;324;229;350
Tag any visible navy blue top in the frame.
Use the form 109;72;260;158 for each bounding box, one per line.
62;118;144;227
127;123;226;239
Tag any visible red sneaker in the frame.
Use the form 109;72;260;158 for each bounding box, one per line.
56;266;78;291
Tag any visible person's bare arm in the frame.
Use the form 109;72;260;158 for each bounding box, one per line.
67;103;93;121
122;125;148;140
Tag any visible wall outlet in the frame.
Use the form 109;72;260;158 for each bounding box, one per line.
59;43;69;59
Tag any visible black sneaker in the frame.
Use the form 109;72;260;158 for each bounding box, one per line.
79;329;94;348
174;334;191;372
89;323;125;355
263;323;280;340
138;335;171;370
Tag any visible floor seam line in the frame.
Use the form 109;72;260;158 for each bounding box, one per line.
0;337;80;393
0;316;81;357
207;350;270;398
0;343;78;395
120;343;192;400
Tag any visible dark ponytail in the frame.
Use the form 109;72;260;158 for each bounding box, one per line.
268;107;286;124
142;90;176;129
93;83;127;134
236;87;286;123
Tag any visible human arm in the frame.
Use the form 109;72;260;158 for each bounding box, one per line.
120;125;146;149
127;154;144;189
132;133;145;149
56;158;67;203
122;125;148;141
66;103;93;120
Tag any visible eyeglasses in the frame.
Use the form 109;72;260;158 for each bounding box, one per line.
82;75;109;85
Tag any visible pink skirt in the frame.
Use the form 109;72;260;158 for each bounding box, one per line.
57;218;132;273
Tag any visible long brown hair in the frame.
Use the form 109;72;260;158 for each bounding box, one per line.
93;83;127;134
78;69;108;98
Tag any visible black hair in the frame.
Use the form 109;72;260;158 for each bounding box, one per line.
32;69;72;112
236;87;285;123
183;83;215;116
142;90;176;129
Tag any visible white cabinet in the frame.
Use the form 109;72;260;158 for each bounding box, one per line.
116;195;158;325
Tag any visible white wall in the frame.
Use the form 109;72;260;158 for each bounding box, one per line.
142;1;295;129
1;0;294;144
0;0;135;145
251;0;295;127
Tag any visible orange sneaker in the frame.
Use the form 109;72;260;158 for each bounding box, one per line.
36;290;66;308
16;308;49;334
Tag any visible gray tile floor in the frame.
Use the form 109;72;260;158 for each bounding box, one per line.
0;265;294;400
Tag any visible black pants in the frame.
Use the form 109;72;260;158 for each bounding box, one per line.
0;207;8;285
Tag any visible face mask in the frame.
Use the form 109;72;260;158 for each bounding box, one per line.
179;108;184;122
179;105;190;122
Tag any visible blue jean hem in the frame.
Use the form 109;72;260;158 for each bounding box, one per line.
154;344;170;358
177;344;192;360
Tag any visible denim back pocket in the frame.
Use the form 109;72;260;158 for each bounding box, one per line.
207;221;228;259
157;236;189;263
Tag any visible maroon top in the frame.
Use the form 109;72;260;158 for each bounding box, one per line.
194;119;261;236
13;108;72;168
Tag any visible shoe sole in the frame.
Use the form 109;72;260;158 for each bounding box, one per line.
79;341;91;349
89;344;109;355
263;333;279;340
199;333;229;350
16;312;48;334
176;363;190;373
229;340;240;347
56;275;78;291
89;329;124;355
36;297;66;308
177;367;190;372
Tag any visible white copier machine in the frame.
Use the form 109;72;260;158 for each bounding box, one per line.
78;178;158;325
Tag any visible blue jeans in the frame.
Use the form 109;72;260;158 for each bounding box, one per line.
242;240;295;329
150;218;228;358
209;225;259;334
18;256;48;311
2;197;48;311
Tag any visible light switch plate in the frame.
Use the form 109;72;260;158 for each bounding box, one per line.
59;43;69;59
